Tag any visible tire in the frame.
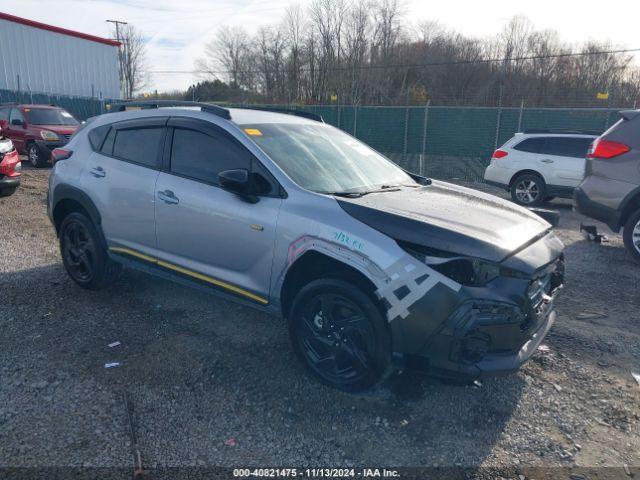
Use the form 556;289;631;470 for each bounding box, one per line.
623;209;640;264
59;212;122;289
0;187;16;197
27;142;48;168
510;173;547;207
288;278;391;392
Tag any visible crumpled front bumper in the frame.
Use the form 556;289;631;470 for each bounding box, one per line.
391;233;564;380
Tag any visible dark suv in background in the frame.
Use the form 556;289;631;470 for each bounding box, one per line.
575;110;640;262
0;104;79;167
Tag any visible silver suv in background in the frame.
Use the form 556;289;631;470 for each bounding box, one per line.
575;110;640;263
48;101;564;391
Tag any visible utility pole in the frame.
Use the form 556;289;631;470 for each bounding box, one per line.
106;19;128;98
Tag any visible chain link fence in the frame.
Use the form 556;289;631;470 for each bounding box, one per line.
1;89;629;184
0;89;109;123
292;104;625;182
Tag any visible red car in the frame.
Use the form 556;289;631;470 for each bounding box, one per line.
0;133;20;197
0;104;79;168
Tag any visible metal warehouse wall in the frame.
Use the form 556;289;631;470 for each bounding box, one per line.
0;18;120;99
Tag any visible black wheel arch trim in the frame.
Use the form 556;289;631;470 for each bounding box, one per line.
51;183;102;234
619;185;640;225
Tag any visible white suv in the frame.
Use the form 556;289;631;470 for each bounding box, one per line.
484;130;597;206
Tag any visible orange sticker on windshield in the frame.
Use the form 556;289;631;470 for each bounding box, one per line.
244;128;263;136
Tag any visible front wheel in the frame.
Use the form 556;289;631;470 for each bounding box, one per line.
623;209;640;264
510;173;546;206
289;279;391;392
27;143;48;168
60;212;122;289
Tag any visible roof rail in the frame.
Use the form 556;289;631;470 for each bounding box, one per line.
236;105;324;122
521;128;601;136
108;100;231;120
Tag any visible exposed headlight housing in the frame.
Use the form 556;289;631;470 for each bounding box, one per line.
398;241;527;287
40;130;59;141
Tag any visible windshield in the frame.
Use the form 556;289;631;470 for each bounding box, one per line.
243;123;416;194
25;108;79;126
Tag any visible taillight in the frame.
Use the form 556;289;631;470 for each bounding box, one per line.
0;150;20;177
51;148;73;163
586;139;630;159
492;149;509;159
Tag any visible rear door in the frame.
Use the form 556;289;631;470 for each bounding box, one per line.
80;118;167;256
540;136;593;186
154;117;282;304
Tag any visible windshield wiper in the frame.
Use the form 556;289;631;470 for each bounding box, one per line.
358;185;403;196
322;184;407;198
324;191;366;198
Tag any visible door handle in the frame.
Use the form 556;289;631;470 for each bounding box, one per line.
158;190;179;205
541;159;554;164
90;166;106;178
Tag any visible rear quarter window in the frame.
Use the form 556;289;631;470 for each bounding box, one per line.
513;137;545;153
88;124;110;151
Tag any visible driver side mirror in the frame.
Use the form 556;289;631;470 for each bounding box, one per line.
218;169;257;203
11;118;23;126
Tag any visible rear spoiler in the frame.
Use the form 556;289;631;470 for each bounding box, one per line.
619;110;640;121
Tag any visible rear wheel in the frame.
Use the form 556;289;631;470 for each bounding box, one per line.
60;212;122;289
289;279;391;392
510;173;546;207
0;187;16;197
27;142;48;168
623;209;640;264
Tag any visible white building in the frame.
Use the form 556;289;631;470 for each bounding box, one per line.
0;12;121;99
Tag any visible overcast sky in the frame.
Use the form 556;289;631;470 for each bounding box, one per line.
4;0;640;93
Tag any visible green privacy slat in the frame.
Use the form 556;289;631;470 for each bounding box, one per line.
0;88;110;120
2;93;619;183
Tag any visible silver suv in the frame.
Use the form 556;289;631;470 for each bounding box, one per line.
575;110;640;263
48;101;565;391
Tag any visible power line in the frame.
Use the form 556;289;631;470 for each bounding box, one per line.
126;4;288;22
146;47;640;75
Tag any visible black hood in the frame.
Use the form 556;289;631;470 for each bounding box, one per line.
337;181;551;263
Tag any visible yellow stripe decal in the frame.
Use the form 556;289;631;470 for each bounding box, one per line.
109;247;157;263
109;247;268;305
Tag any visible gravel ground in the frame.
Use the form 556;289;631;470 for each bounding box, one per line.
1;166;639;476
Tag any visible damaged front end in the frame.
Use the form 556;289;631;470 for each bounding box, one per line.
336;182;565;379
395;232;564;379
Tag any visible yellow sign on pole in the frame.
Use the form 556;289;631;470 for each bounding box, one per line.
597;92;609;100
330;94;338;102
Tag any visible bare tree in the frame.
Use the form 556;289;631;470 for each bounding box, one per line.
196;26;253;89
192;10;639;107
284;5;306;102
112;24;148;98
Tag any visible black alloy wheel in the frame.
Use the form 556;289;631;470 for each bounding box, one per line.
59;212;122;289
61;217;97;283
290;279;390;391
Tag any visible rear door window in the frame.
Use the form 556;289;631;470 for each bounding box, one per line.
513;137;545;153
112;127;164;168
170;127;250;185
543;137;593;158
